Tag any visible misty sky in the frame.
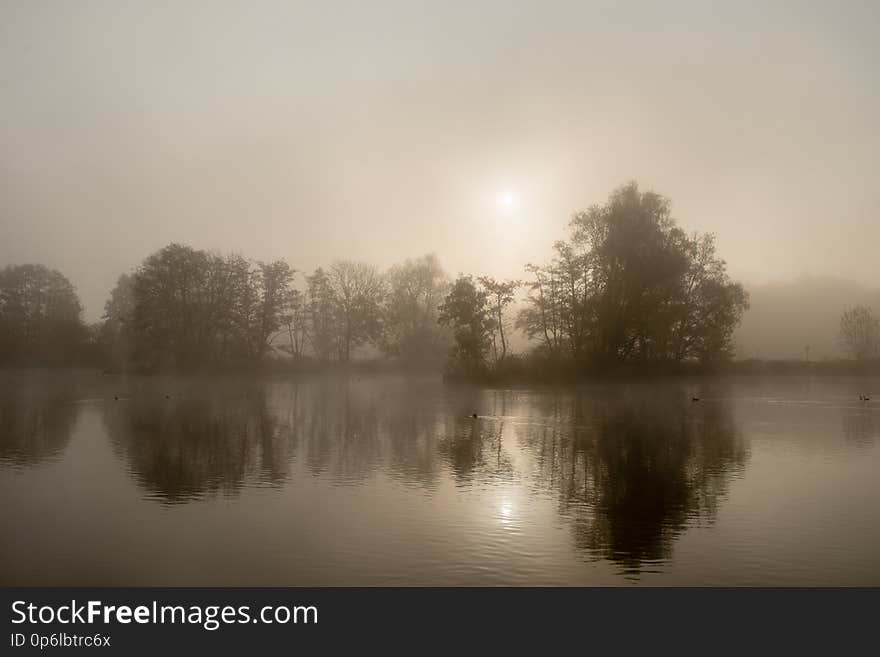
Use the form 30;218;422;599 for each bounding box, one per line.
2;1;879;321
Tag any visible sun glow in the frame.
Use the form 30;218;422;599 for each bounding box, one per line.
496;190;517;213
497;498;517;527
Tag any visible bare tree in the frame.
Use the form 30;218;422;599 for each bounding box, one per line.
477;276;520;361
281;287;308;360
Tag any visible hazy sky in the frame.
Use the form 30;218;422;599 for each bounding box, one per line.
2;1;878;320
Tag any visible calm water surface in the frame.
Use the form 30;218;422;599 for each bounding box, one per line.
1;370;878;585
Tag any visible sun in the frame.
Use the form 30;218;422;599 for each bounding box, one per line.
496;190;516;212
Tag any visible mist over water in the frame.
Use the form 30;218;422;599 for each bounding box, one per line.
2;370;878;586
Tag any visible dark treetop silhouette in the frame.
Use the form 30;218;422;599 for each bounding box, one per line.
515;182;749;371
0;264;90;366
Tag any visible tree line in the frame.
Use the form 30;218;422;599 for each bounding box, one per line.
2;183;759;375
98;247;451;371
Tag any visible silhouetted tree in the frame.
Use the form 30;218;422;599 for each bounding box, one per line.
237;260;295;361
571;183;689;363
329;260;385;362
839;305;880;360
305;267;338;362
99;273;136;369
382;254;451;365
667;234;750;363
438;276;493;374
520;182;748;368
0;264;88;365
109;244;296;370
280;287;308;359
478;276;520;362
129;244;219;369
517;262;567;358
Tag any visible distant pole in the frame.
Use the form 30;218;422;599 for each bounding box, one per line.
804;345;810;362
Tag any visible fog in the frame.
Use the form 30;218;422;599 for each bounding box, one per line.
736;276;880;360
2;0;879;333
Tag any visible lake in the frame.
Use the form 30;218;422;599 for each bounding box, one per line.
1;370;878;586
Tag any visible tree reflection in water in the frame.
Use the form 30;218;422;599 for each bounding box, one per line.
103;383;290;503
438;416;516;484
102;377;450;502
0;374;78;467
517;388;748;574
102;376;748;574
